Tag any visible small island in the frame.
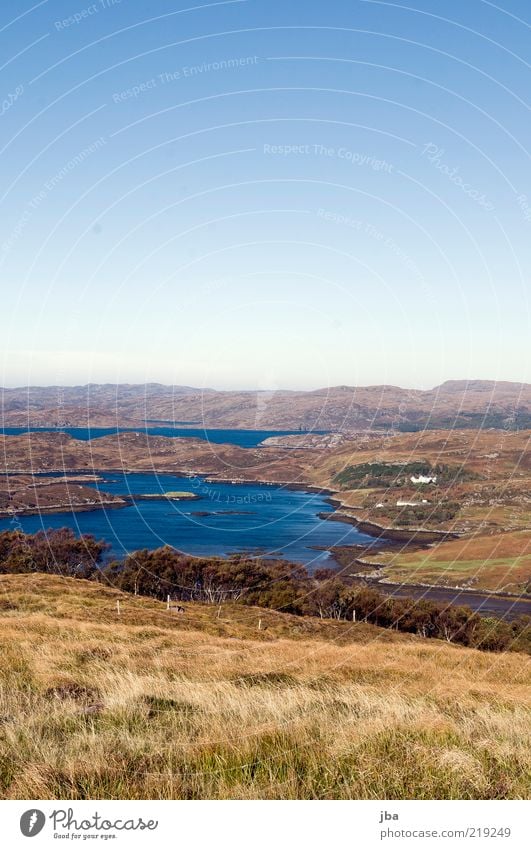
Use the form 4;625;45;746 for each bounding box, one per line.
130;491;201;502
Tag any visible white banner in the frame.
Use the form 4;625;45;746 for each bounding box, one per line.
1;800;528;848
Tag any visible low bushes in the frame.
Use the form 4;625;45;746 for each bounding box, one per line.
0;529;528;653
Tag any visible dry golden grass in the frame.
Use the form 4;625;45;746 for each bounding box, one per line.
0;574;529;800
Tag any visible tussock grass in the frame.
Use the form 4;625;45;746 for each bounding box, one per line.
0;574;529;799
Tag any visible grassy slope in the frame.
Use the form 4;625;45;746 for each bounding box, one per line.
0;574;529;800
362;530;531;593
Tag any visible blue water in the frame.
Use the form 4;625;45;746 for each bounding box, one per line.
0;472;376;567
0;427;323;448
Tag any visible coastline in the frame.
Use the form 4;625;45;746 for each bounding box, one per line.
319;509;461;544
0;499;128;520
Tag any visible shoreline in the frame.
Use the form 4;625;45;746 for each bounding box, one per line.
0;499;128;520
318;509;461;544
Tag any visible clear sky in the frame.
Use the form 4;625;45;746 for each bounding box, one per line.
1;0;530;390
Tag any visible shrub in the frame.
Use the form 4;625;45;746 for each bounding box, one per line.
0;528;109;578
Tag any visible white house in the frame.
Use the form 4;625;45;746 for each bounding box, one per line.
396;499;429;506
410;474;437;484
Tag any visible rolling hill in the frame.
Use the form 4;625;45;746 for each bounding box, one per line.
2;380;531;430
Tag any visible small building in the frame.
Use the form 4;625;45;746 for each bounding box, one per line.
410;474;437;484
396;499;429;507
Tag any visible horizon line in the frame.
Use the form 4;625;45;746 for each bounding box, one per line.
1;378;529;393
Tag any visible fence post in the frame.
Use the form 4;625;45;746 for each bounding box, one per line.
116;599;121;616
167;594;171;611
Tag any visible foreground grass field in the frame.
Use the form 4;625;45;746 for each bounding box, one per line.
0;574;529;800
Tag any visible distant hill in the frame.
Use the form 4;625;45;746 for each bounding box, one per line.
1;380;531;430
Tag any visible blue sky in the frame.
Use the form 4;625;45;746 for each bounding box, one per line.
1;0;530;389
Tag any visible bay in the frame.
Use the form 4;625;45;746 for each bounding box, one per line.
0;427;324;448
0;471;376;567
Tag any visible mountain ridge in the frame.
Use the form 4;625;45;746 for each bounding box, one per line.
1;380;530;430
